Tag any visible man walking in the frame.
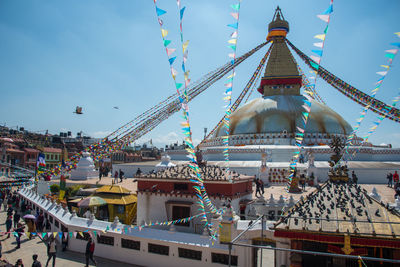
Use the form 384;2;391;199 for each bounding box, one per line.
85;237;97;267
6;215;12;238
46;238;57;267
388;172;393;188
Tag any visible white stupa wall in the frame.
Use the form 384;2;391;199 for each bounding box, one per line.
70;152;98;180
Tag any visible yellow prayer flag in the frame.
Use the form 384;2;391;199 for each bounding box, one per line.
161;28;168;38
228;39;237;44
314;34;326;41
182;40;189;53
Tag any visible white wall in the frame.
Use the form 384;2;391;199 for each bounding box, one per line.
18;187;252;267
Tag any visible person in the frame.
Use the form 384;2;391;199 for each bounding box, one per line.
61;233;68;252
119;169;124;183
299;153;304;164
136;168;142;176
26;219;36;239
259;179;265;195
6;216;12;238
98;166;102;181
394;171;399;184
15;223;24;249
255;178;262;197
2;198;7;212
14;259;24;267
85;237;97;267
395;184;400;199
13;212;20;228
114;171;118;184
388;172;393;188
36;211;44;232
300;174;306;191
7;206;13;217
46;238;57;267
352;171;358;184
32;254;41;267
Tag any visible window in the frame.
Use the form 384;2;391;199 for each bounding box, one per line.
172;206;190;227
178;248;202;261
61;224;68;233
55;220;59;228
148;243;169;256
76;232;91;241
97;235;114;246
115;205;125;214
49;216;53;224
211;253;238;266
174;183;188;191
121;238;140;250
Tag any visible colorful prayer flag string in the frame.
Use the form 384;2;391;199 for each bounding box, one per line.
334;33;399;168
287;0;333;189
222;0;242;180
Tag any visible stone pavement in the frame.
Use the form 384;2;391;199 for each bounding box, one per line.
0;207;140;266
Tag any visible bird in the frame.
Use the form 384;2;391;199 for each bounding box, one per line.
113;106;119;110
73;106;83;114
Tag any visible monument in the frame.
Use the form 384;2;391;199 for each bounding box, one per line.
69;152;98;180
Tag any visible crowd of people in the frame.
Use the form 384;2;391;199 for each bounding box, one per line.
0;188;97;267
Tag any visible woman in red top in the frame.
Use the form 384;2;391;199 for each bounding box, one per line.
394;171;399;183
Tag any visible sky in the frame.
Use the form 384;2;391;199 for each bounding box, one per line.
0;0;399;148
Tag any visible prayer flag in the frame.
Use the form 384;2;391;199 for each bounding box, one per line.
227;23;238;29
163;40;171;47
156;7;167;16
230;12;239;20
376;71;387;76
313;42;323;48
314;34;326;41
323;5;333;15
180;7;186;20
161;28;168;38
166;48;176;56
317;14;330;23
36;153;46;174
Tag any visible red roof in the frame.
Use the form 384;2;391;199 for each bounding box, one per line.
42;147;62;153
23;148;40;153
6;148;24;153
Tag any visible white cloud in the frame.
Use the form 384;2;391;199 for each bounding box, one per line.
91;130;112;138
153;131;180;145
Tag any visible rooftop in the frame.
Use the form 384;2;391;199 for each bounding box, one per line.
136;165;254;182
274;182;400;238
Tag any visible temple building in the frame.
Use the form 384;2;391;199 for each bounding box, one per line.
274;181;400;266
163;7;400;184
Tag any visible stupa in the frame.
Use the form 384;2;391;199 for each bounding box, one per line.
69;152;98;180
124;7;400;184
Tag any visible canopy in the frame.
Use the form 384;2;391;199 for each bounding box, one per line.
77;196;107;207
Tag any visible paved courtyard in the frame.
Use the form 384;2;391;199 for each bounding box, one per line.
51;175;397;204
0;206;140;266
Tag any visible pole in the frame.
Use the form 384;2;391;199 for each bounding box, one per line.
228;243;232;267
260;215;264;267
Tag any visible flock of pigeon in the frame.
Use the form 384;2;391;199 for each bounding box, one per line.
277;181;400;236
139;165;245;181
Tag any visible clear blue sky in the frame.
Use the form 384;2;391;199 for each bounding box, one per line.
0;0;399;148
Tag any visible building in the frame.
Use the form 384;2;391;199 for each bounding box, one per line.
94;185;137;225
273;181;400;266
23;147;40;169
163;7;400;184
136;165;254;234
41;147;62;169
